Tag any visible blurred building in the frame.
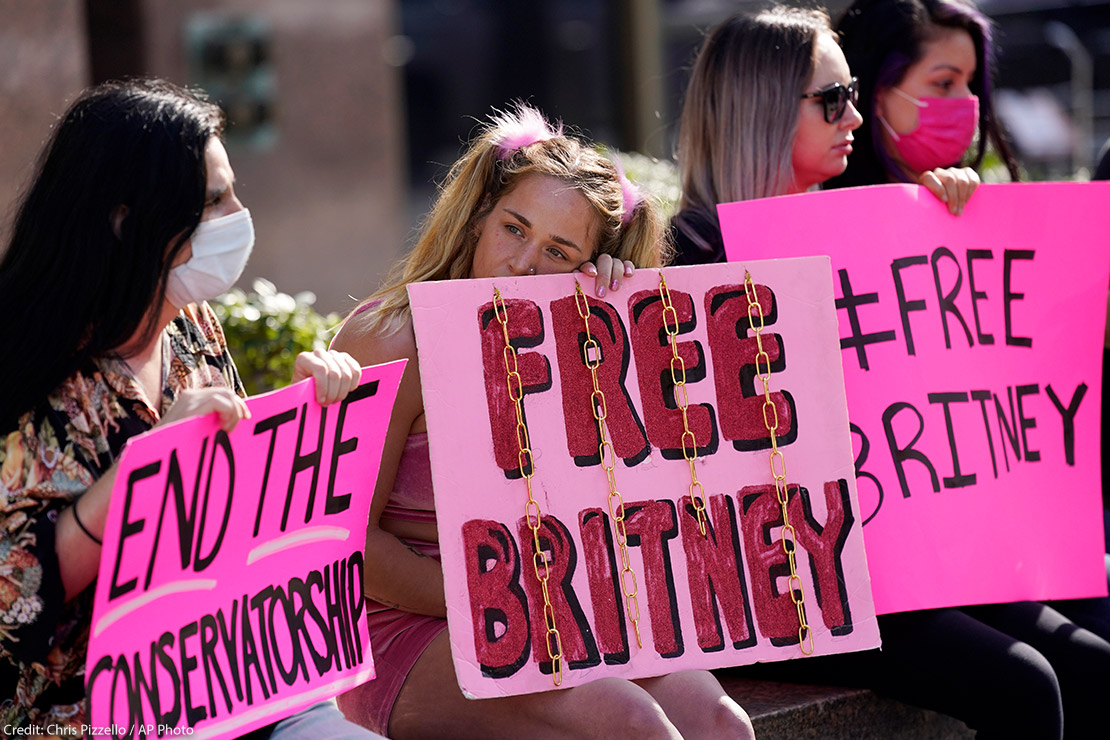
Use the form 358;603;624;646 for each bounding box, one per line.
3;0;1107;315
392;1;850;191
980;0;1110;178
1;0;405;314
392;0;1109;185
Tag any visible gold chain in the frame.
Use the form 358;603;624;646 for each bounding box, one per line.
573;282;643;649
492;287;564;685
743;271;813;655
658;273;708;536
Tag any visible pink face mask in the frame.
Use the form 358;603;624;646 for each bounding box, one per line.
878;88;979;173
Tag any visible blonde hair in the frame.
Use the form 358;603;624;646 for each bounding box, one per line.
675;6;832;249
359;104;669;334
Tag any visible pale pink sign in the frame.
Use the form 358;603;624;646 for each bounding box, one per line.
720;182;1110;615
408;259;880;699
87;361;406;739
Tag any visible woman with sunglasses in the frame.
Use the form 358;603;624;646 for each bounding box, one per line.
669;6;1110;738
672;5;976;266
672;6;859;264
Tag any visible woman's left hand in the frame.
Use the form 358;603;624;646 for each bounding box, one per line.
919;166;980;216
292;348;363;406
579;253;636;298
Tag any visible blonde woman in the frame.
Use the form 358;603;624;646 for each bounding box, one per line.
333;105;755;740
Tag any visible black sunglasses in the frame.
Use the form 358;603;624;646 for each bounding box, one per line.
800;77;859;123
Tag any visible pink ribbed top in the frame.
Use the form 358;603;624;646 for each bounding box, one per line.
381;432;436;525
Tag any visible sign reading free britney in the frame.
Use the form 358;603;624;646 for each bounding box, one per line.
409;258;880;699
86;362;405;739
721;182;1110;615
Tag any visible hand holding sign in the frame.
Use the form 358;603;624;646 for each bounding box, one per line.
160;387;252;433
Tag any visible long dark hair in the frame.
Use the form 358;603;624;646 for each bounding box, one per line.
828;0;1020;188
0;79;224;429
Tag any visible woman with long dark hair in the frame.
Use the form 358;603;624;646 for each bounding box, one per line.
0;79;379;738
829;0;1020;192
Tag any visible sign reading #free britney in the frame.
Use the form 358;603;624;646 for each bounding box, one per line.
409;259;880;699
722;182;1110;615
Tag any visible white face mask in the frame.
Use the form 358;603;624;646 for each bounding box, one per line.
166;208;254;308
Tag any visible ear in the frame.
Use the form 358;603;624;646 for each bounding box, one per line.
110;205;129;240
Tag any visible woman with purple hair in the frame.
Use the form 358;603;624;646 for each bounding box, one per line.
817;2;1110;737
828;0;1019;198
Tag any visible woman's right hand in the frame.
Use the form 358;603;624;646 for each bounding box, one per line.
579;253;636;298
159;387;251;432
919;166;979;216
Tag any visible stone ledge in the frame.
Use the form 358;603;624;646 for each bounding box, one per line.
716;676;974;740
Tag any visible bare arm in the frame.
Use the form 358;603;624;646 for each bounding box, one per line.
332;312;447;617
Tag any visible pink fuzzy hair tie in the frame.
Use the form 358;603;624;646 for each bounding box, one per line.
612;157;645;225
494;106;563;160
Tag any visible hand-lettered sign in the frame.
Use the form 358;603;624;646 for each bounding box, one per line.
87;361;406;739
408;259;880;698
721;182;1110;614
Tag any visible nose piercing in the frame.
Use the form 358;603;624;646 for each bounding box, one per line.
529;266;536;275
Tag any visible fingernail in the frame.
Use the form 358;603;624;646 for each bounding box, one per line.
597;285;606;298
625;265;634;277
611;279;619;291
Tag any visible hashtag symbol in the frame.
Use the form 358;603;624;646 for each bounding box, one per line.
835;269;896;371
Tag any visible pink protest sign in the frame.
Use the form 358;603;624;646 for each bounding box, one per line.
408;259;880;699
86;361;406;739
720;182;1110;615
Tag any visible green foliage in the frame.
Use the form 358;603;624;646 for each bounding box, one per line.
211;278;342;397
606;148;682;220
979;144;1026;183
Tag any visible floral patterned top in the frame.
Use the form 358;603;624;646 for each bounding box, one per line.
0;303;243;737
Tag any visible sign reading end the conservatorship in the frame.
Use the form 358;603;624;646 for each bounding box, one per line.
409;259;880;699
86;361;405;739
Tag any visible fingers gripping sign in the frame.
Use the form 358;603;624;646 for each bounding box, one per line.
919;166;980;216
579;254;636;298
293;349;363;406
161;387;251;433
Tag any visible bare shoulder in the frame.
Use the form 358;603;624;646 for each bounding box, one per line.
332;309;418;369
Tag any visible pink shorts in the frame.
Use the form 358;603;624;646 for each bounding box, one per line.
337;538;445;735
336;601;446;735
